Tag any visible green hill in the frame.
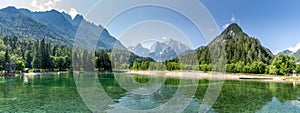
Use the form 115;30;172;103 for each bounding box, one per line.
197;23;274;65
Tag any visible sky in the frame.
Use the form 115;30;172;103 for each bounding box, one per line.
0;0;300;54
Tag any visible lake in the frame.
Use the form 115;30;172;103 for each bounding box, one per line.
1;73;300;113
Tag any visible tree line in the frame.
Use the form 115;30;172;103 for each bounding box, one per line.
0;34;153;73
131;53;300;75
0;35;72;72
1;33;299;76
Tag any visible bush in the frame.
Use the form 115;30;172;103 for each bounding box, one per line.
226;63;236;73
250;61;267;74
269;54;296;75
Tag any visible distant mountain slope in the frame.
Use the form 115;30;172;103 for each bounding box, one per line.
0;6;126;50
129;43;149;57
19;9;76;38
196;23;274;65
129;39;191;61
0;6;67;43
294;49;300;62
279;49;300;63
279;50;293;55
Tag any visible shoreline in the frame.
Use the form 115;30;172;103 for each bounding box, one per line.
7;70;300;82
126;70;300;82
22;71;69;76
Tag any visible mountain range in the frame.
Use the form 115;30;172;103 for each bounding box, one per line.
279;50;293;55
1;6;298;64
129;39;191;61
0;6;126;50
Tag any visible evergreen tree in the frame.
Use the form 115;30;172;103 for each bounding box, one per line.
25;51;33;68
40;39;53;69
96;50;112;71
32;40;41;69
4;49;10;63
132;61;139;70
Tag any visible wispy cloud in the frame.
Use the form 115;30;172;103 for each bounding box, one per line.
274;42;300;55
231;15;236;23
30;0;61;11
287;42;300;53
29;0;79;20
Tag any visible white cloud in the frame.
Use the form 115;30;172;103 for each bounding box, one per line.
30;0;62;11
29;0;79;20
274;50;282;55
162;36;167;40
30;0;37;7
69;8;78;19
223;15;237;29
287;42;300;53
274;42;300;55
231;15;236;23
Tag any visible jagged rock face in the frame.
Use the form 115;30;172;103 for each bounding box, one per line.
0;6;127;50
129;39;191;61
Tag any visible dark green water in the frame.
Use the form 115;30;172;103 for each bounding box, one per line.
1;73;300;113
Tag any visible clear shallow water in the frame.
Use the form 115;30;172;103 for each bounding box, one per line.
1;73;300;113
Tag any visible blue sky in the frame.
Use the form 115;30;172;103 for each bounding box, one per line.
201;0;300;53
1;0;300;53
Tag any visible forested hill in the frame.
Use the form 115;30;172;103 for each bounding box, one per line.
0;7;67;43
0;6;126;50
197;23;274;65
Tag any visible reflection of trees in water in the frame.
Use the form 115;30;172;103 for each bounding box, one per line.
99;74;300;112
100;74;181;110
99;73;126;100
100;73;180;100
0;73;90;112
271;82;300;103
208;81;300;113
211;81;273;113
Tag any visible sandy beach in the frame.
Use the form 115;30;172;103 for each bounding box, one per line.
16;70;300;82
23;72;69;76
126;70;300;82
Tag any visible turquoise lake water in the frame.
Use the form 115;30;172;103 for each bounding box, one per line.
1;73;300;113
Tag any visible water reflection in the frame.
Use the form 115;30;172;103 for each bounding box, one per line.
2;73;300;113
258;97;300;113
105;76;300;113
100;73;197;112
0;74;90;112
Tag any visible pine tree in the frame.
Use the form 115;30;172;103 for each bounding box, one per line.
40;39;52;69
32;40;41;69
25;51;32;68
96;50;112;72
4;49;10;63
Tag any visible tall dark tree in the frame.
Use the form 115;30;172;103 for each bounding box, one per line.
96;50;112;72
32;40;41;69
40;39;52;69
25;51;33;68
4;49;10;63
